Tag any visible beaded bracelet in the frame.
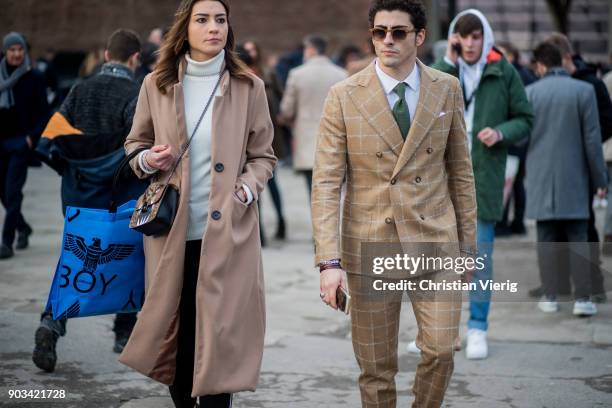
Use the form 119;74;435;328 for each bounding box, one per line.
138;150;158;175
319;258;342;273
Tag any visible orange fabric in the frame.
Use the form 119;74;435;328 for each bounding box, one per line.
42;112;83;140
486;49;503;64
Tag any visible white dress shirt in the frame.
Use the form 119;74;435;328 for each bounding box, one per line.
374;59;420;124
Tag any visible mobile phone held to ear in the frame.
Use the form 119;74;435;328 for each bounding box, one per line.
336;286;351;315
452;42;462;55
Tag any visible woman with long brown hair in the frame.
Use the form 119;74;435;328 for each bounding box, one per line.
119;1;276;407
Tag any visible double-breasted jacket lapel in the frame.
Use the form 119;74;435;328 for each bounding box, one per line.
347;60;447;176
347;64;404;157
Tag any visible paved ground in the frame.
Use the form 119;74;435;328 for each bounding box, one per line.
1;165;611;408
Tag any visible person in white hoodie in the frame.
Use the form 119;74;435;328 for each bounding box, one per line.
407;9;533;360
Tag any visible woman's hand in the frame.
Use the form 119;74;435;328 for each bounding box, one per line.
146;144;175;171
235;187;248;203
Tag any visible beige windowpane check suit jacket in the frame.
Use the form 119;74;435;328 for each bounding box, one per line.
312;60;476;271
311;60;477;408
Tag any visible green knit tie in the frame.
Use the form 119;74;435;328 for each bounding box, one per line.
392;82;411;140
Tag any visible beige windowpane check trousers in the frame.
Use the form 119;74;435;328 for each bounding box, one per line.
348;270;462;408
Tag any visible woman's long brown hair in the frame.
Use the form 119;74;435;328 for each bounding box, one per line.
155;0;253;93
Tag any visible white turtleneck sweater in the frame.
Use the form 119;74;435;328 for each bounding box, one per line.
139;50;252;241
184;50;229;241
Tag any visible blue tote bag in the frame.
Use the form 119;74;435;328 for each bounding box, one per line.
45;149;146;319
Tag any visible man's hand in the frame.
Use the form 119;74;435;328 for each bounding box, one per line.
477;127;502;147
446;33;461;64
320;267;347;310
146;144;176;171
25;135;33;149
462;262;474;284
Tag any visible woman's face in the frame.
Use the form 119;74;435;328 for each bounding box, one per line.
187;0;228;61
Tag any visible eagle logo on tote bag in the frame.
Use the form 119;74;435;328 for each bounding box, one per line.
64;233;136;274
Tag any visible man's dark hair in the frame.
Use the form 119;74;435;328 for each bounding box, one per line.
497;41;518;61
368;0;427;31
546;32;573;56
533;42;563;68
303;35;328;55
454;13;483;37
106;29;141;62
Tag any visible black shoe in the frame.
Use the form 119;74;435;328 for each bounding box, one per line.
32;326;58;372
169;384;197;408
199;393;232;407
275;218;286;240
510;222;527;235
16;225;32;250
0;244;13;260
528;286;543;299
494;224;512;237
113;332;130;353
593;293;607;304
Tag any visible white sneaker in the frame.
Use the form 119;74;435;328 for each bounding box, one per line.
573;300;597;316
538;297;559;313
407;337;461;354
406;340;420;354
465;329;488;360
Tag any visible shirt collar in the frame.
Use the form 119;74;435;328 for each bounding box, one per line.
99;62;134;81
375;59;420;95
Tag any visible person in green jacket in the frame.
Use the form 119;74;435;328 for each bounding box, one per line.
407;9;533;360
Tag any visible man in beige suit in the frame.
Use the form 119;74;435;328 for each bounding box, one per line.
280;34;347;195
312;1;477;407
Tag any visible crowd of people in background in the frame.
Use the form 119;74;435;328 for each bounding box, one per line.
1;0;612;394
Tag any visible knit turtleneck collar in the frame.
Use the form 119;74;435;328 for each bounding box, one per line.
185;49;225;77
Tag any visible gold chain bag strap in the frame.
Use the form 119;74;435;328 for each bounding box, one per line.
129;71;223;236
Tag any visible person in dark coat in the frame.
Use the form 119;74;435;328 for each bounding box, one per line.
32;29;145;373
529;33;612;303
526;42;607;316
0;32;50;260
135;41;159;86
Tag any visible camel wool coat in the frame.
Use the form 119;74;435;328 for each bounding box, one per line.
119;58;276;396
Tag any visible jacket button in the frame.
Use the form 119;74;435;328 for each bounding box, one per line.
385;217;393;224
211;210;221;220
426;147;433;154
415;176;421;183
376;152;383;158
214;163;224;172
390;178;397;185
420;214;425;221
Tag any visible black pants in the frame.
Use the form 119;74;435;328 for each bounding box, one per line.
169;240;231;408
556;195;606;295
302;170;313;199
536;220;592;300
267;170;284;223
0;138;30;247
